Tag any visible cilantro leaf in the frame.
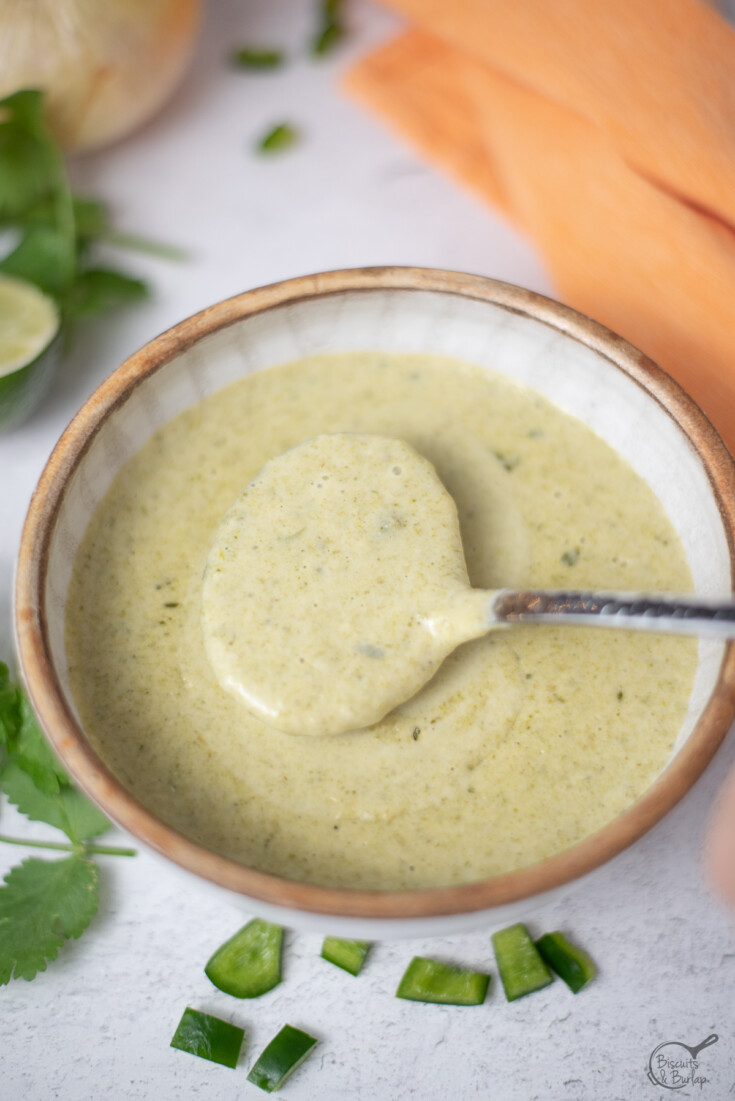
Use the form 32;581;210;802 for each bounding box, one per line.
0;89;75;295
70;196;109;241
57;789;112;844
313;21;343;55
0;855;99;983
0;222;75;295
0;663;20;754
0;90;61;221
0;88;158;425
65;267;149;321
231;47;284;69
0;88;149;325
258;123;299;154
312;0;345;56
2;763;110;842
13;693;68;794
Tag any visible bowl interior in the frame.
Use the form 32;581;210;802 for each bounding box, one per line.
46;285;729;765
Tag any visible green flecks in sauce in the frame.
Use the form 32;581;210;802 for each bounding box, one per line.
202;434;488;737
65;352;697;890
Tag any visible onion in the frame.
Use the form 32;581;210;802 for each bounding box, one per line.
0;0;202;151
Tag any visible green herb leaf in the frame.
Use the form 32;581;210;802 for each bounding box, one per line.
12;693;68;794
257;123;299;154
0;223;75;296
312;21;343;56
0;663;20;754
70;196;109;240
311;0;345;56
2;763;110;843
0;88;157;360
0;90;75;298
0;855;99;983
65;267;149;321
231;47;284;69
0;91;61;221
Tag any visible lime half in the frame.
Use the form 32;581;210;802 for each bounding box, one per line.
0;273;61;431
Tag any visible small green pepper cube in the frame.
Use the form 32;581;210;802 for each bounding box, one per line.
247;1024;318;1092
535;931;597;993
205;918;283;998
321;936;371;976
170;1007;244;1068
492;923;553;1001
396;957;490;1005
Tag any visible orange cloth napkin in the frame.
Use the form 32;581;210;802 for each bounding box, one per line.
345;0;735;451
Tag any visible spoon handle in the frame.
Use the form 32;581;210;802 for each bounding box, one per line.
490;590;735;639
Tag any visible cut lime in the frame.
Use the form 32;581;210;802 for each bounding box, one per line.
0;273;61;431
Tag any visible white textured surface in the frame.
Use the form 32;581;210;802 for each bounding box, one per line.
2;1;735;1097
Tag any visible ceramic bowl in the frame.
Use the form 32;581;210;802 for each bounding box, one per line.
15;268;735;937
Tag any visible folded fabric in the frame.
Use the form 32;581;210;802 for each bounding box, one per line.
345;0;735;451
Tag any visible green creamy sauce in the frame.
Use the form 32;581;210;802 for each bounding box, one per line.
66;353;697;889
202;433;490;737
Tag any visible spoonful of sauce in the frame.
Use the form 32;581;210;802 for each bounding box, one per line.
201;433;735;736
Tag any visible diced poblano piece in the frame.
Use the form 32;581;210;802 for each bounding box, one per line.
535;931;596;993
321;936;371;976
170;1006;244;1068
247;1024;318;1092
396;956;490;1005
204;918;283;998
492;923;553;1001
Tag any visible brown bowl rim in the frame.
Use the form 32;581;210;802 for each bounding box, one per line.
15;266;735;920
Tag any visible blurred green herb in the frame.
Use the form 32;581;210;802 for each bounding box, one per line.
312;0;345;56
231;47;284;70
0;88;182;329
0;662;135;984
258;123;299;155
66;268;148;321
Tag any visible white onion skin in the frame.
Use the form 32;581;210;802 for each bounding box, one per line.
0;0;202;151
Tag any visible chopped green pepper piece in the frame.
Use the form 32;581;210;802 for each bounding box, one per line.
492;923;553;1002
535;931;596;993
396;957;490;1005
231;48;284;69
170;1007;244;1068
205;918;282;998
321;936;371;976
247;1024;318;1092
257;123;299;154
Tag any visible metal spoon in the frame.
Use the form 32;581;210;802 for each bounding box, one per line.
488;589;735;638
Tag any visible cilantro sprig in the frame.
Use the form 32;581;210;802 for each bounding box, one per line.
0;663;135;985
0;89;151;322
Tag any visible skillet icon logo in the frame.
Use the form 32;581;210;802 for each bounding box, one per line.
647;1034;719;1089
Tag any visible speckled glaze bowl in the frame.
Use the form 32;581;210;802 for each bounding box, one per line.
14;268;735;937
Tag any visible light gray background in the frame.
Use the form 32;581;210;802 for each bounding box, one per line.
2;2;734;1098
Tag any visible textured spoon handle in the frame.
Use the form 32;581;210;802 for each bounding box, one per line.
490;590;735;639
